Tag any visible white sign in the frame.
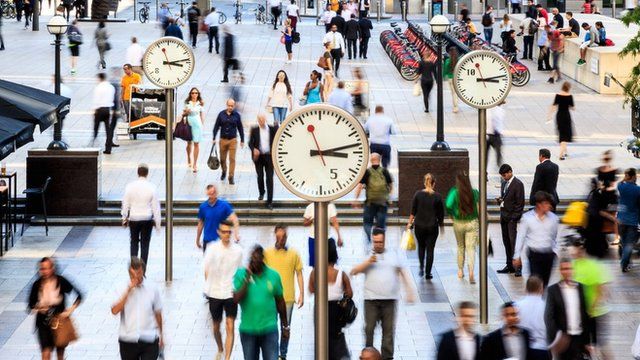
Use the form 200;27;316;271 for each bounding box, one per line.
590;58;599;75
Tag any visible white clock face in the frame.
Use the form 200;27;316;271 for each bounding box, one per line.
143;37;195;89
272;105;370;202
453;50;512;109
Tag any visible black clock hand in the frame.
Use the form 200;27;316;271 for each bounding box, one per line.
318;143;361;153
476;79;500;83
162;61;184;67
170;58;192;63
482;74;507;81
310;150;348;158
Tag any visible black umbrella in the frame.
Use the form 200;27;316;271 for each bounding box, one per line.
0;79;70;132
0;116;35;161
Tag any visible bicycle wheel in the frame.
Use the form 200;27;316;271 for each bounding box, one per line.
219;12;227;24
400;66;419;81
511;69;530;87
139;8;148;23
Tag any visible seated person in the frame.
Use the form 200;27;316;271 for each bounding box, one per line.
578;22;599;66
595;21;607;46
558;11;580;37
503;30;518;56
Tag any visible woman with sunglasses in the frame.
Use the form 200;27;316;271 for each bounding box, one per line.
182;88;205;172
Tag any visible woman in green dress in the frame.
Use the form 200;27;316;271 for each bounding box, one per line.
446;172;479;283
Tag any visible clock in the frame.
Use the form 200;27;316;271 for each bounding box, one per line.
453;50;512;109
272;104;370;202
143;37;195;89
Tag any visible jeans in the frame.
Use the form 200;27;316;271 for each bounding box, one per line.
369;143;391;168
272;107;287;126
119;340;159;360
363;203;388;242
279;304;294;358
484;28;493;43
208;26;219;53
240;330;279;360
453;219;478;271
619;224;638;270
129;220;154;265
364;300;397;360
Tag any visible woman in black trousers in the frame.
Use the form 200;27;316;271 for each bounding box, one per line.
407;173;445;279
417;55;436;113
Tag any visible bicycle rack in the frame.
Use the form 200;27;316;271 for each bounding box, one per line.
379;27;420;81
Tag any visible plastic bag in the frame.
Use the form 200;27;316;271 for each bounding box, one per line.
412;82;422;96
400;230;416;251
562;201;588;228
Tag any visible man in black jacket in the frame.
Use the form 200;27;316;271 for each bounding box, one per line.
221;27;238;83
544;259;591;360
437;301;481;360
497;164;525;276
345;14;359;60
480;302;532;359
330;11;346;38
529;148;559;207
358;15;373;59
187;1;201;48
248;114;276;209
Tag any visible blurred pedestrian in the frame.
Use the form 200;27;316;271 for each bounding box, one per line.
352;67;367;116
538;25;552;71
164;17;184;39
321;4;336;33
125;37;145;77
302;70;325;104
187;1;201;48
15;0;23;22
221;26;238;83
204;7;220;54
121;164;161;265
436;301;481;360
28;257;83;360
66;20;82;74
94;21;110;70
443;47;459;113
364;105;397;168
328;81;353;113
479;302;532;359
345;14;359;59
269;0;282;30
303;201;343;266
497;164;525;276
158;2;170;29
286;0;300;32
267;70;293;125
282;18;294;64
182;87;205;172
353;153;393;242
358;14;372;59
196;184;240;252
213;99;244;184
23;0;32;28
547;27;564;84
597;150;619;242
529;148;559;208
248;114;276;208
486;101;505;167
582;178;617;258
323;25;345;77
417;55;435;113
120;64;142;123
516;276;551;360
446;172;480;283
407;173;444;279
548;81;575;160
92;72;115;154
617;168;640;273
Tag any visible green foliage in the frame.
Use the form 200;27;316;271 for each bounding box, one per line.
620;8;640;105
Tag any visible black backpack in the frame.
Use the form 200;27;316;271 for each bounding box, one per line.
292;31;300;44
337;295;358;326
481;13;492;27
529;19;539;35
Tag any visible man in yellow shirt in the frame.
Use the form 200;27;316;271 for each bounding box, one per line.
120;64;142;122
264;224;304;360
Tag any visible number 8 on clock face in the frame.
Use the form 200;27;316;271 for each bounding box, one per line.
453;50;512;109
272;105;370;202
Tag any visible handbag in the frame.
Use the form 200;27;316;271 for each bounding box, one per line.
412;82;422;96
207;144;220;170
173;116;192;141
280;35;286;44
336;294;357;326
51;315;78;348
317;54;329;70
104;41;112;51
68;32;83;44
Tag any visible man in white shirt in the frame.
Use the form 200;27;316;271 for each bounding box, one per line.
321;4;336;32
204;7;220;54
517;276;551;359
322;25;345;76
204;220;243;360
286;0;300;31
487;100;505;168
121;164;161;266
351;228;416;360
328;81;353;113
364;105;397;168
303;202;342;266
125;37;145;77
92;72;116;154
436;301;481;360
111;258;164;359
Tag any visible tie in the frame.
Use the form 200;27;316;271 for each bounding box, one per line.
333;33;337;48
501;181;507;198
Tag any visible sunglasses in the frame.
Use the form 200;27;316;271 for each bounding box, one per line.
190;91;199;94
219;230;232;234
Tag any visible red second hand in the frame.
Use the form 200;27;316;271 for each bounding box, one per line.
162;48;172;70
475;63;487;88
307;125;326;166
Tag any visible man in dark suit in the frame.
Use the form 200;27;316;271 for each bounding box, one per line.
437;301;481;360
248;114;276;209
544;259;591;360
330;11;346;38
530;148;559;208
497;164;525;276
358;15;373;59
344;14;359;60
480;302;532;360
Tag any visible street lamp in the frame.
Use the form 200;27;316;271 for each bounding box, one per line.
47;16;69;151
429;14;451;151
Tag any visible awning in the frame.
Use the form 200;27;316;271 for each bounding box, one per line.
0;116;35;161
0;79;70;132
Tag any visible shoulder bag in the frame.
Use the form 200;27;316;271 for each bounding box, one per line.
336;294;357;326
174;116;192;141
51;315;79;348
207;144;221;170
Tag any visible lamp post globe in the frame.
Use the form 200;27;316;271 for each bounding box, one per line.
47;15;69;151
429;15;450;34
47;15;68;35
429;14;451;151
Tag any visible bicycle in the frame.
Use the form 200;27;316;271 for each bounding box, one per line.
1;0;16;19
217;10;227;24
139;1;151;23
252;4;272;24
233;1;242;24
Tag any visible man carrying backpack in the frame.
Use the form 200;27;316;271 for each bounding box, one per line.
187;1;201;48
481;6;495;43
353;153;393;243
519;13;538;60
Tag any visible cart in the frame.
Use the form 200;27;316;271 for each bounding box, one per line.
128;86;167;140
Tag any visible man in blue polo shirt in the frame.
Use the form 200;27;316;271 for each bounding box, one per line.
196;184;240;251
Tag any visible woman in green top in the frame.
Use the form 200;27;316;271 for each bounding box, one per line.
443;47;459;113
446;172;479;283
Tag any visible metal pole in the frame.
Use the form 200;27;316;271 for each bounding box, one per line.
612;0;616;19
134;0;137;21
431;35;450;151
478;108;488;324
314;201;328;360
376;0;381;22
401;0;407;21
32;0;40;31
165;88;175;282
48;33;69;151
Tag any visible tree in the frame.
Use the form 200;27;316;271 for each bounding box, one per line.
620;8;640;106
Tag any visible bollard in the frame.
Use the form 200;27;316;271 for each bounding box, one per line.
454;1;458;17
612;0;616;19
401;0;407;21
377;0;381;22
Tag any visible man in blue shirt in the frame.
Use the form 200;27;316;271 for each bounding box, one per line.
618;168;640;272
213;99;244;185
196;184;240;251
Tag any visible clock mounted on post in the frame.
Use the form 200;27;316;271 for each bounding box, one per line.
453;50;511;109
143;37;195;89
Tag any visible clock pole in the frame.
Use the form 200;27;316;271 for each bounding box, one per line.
314;201;329;360
165;88;175;282
478;108;488;324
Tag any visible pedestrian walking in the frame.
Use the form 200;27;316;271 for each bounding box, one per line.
496;164;525;276
544;258;591;360
120;64;142;123
538;25;553;71
286;0;300;32
23;0;32;28
15;0;23;22
436;301;481;360
353;153;393;242
364;105;397;168
516;276;551;360
182;87;205;172
264;224;304;360
267;70;293;125
121;164;161;265
321;4;336;32
479;302;533;359
309;243;353;360
221;27;239;83
510;0;521;13
323;25;345;77
108;69;122;149
345;14;359;59
302;70;325;104
617;167;640;273
187;1;201;48
328;81;354;113
482;6;495;42
358;14;372;59
196;184;241;252
597;150;620;243
547;27;564;84
443;46;459;113
583;178;618;258
94;21;110;69
204;220;243;360
330;7;346;37
407;173;444;279
486;101;505;167
28;257;83;360
164;17;184;39
125;37;145;77
358;0;370;18
351;67;367;115
513;191;559;288
417;55;435;113
92;72;115;154
111;258;164;360
351;228;417;360
446;172;480;283
233;245;289;360
204;7;220;54
548;81;575;161
282;18;294;64
319;40;334;73
248;114;276;209
304;201;343;266
213;99;244;184
529;148;559;207
269;0;282;30
322;43;335;97
520;13;537;60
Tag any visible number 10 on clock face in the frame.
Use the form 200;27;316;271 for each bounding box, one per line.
272;106;370;202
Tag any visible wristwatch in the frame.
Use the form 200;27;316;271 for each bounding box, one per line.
281;325;290;330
